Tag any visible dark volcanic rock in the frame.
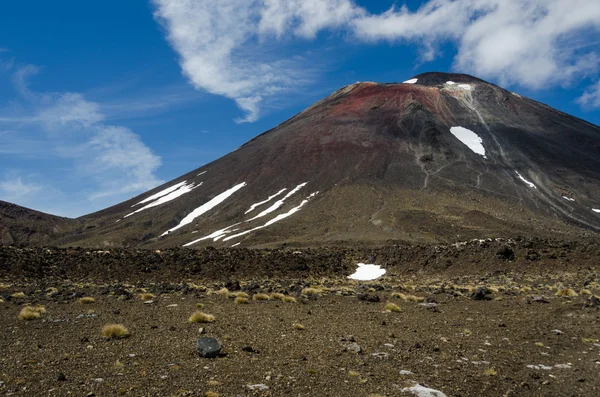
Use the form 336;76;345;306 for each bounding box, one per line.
471;286;493;301
196;338;221;358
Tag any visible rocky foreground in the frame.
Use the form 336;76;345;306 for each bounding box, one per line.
0;239;599;396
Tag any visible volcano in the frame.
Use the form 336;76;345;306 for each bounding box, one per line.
7;72;600;248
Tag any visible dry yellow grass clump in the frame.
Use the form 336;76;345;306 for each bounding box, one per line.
580;289;592;295
270;293;285;300
555;287;578;297
235;297;250;305
293;323;305;330
101;324;129;339
138;293;155;301
188;311;216;323
11;292;26;299
391;292;425;302
205;392;220;397
233;291;249;299
484;368;497;376
252;293;270;301
19;305;46;320
78;297;96;304
214;288;229;296
302;287;322;296
384;302;401;313
282;296;297;303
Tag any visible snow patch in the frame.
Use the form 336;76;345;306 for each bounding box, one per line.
162;182;247;236
223;192;318;242
446;81;456;85
182;223;242;247
245;188;287;214
197;171;207;176
247;182;307;221
562;196;575;202
403;78;418;84
125;181;201;218
347;263;386;281
515;172;537;189
231;242;240;247
401;384;447;397
458;84;472;90
527;364;553;370
449;126;486;158
593;209;600;213
134;181;188;206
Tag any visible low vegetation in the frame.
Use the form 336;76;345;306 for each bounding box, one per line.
252;293;270;301
19;305;46;321
188;311;216;323
384;302;401;312
78;297;95;304
101;324;129;339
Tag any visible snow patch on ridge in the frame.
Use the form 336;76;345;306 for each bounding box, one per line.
449;126;486;158
133;181;189;206
562;196;575;202
183;223;242;246
247;182;307;221
223;192;318;242
347;263;386;281
245;188;287;214
161;182;247;236
125;181;201;218
445;81;472;90
403;78;418;84
593;209;600;213
515;172;537;189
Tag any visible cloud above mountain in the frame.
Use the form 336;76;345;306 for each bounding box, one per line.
152;0;600;121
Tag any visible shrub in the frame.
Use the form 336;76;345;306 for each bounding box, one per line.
19;305;45;320
555;288;578;297
282;296;297;303
101;324;129;339
78;297;96;304
252;293;270;301
293;323;305;330
138;293;155;301
188;311;215;323
235;297;250;305
384;302;401;312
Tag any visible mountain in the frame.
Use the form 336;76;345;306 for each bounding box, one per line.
7;72;600;248
0;201;78;246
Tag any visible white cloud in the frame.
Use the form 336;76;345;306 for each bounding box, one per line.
0;65;163;215
0;177;42;201
577;81;600;109
152;0;600;120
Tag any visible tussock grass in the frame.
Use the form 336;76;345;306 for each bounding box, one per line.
188;311;215;323
205;392;220;397
196;303;204;308
138;293;155;301
45;287;59;296
101;324;129;339
391;292;425;302
11;292;25;298
235;297;250;305
252;293;270;301
555;287;578;297
302;287;322;296
293;323;305;330
580;289;592;295
384;302;401;313
214;288;229;296
282;296;297;303
348;370;360;377
270;293;286;300
19;305;46;320
78;297;96;304
233;291;249;299
484;368;497;376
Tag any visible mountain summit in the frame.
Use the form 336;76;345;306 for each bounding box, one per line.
11;72;600;248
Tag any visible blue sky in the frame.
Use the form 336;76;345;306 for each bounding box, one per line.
1;0;599;217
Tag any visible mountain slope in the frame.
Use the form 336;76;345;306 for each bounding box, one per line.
35;72;600;247
0;201;78;246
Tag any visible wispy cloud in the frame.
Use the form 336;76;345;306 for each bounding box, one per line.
0;177;42;201
152;0;600;121
577;81;600;109
0;64;163;216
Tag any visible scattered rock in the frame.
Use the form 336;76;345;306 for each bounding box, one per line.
471;287;492;301
242;346;257;353
247;384;269;391
196;337;222;358
56;372;66;382
357;293;380;302
552;329;563;335
399;370;414;375
496;246;515;261
225;280;241;291
532;296;549;303
401;383;447;397
345;342;362;354
587;295;600;308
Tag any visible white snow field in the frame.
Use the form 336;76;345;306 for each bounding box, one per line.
515;171;537;189
449;126;486;158
133;181;189;206
161;182;247;236
347;263;386;281
403;78;418;84
247;183;307;221
245;188;287;214
125;181;201;218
